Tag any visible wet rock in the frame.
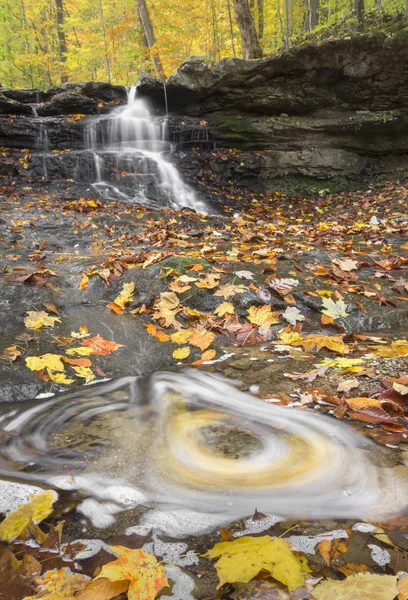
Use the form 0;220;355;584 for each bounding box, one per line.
45;81;127;103
0;94;35;116
38;92;99;116
1;88;45;104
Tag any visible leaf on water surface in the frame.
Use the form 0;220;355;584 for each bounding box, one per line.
81;335;124;356
71;325;90;339
173;346;190;360
0;345;21;361
372;341;408;358
24;311;61;330
282;306;305;325
66;347;95;357
247;305;280;328
72;366;95;382
24;568;90;599
93;546;167;600
47;369;74;385
26;354;65;372
214;302;235;317
79;274;89;290
144;323;171;343
113;281;135;309
311;573;398;600
296;334;348;355
213;284;247;299
321;298;349;320
170;329;193;344
0;491;56;542
204;535;309;591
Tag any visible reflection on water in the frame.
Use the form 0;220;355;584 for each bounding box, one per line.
0;371;406;531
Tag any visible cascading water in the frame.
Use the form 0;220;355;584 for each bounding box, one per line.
0;371;405;535
82;86;205;211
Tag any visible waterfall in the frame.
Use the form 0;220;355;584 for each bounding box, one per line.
82;86;204;211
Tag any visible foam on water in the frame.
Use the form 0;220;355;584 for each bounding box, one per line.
0;371;406;534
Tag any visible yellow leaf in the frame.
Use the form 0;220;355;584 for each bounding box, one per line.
94;546;168;600
204;535;309;591
66;347;95;356
113;282;135;309
171;329;193;344
25;568;90;600
26;354;65;372
173;347;190;360
295;334;348;354
79;274;89;290
247;305;280;328
277;330;302;345
372;341;408;358
321;298;349;320
47;369;74;385
71;325;90;339
213;284;247;299
0;491;56;542
214;302;235;317
153;292;181;328
312;573;398;600
398;574;408;600
320;357;365;369
24;311;61;330
201;349;216;361
72;366;95;382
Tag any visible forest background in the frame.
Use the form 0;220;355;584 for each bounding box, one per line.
0;0;407;90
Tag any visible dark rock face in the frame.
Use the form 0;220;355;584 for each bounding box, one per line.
1;88;45;104
45;81;127;103
0;95;35;116
138;33;408;116
38;92;99;116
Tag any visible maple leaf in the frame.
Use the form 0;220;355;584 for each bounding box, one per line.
295;334;349;354
282;306;304;325
94;546;167;600
170;329;193;344
189;328;216;351
213;284;247;299
71;325;90;339
26;354;65;372
173;346;190;360
214;302;235;317
195;273;221;289
321;297;349;320
82;335;124;356
204;535;309;591
153;292;181;329
24;311;61;330
312;573;398;600
334;258;359;271
47;370;74;385
79;274;89;290
66;347;95;357
25;568;90;600
247;305;280;328
0;491;56;542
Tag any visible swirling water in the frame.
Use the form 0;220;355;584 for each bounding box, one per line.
0;371;405;534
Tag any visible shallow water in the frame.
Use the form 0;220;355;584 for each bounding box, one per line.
0;371;406;535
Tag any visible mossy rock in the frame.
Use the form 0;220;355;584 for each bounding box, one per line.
159;256;210;274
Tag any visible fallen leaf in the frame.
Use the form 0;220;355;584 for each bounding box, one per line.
26;354;65;372
204;535;309;591
312;572;398;600
72;366;95;382
214;284;247;299
47;370;74;385
189;328;216;351
0;491;56;542
214;302;235;317
321;298;349;320
25;568;90;599
24;311;61;330
94;546;167;600
337;378;359;393
82;335;124;356
282;307;305;325
0;345;21;361
173;347;190;360
247;305;280;328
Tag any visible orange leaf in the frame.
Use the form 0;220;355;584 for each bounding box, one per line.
82;335;124;356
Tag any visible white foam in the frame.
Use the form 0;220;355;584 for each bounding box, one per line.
368;544;390;566
126;508;231;539
352;522;377;533
143;533;198;567
163;566;195;600
234;515;281;537
77;499;123;528
0;481;56;515
286;530;349;555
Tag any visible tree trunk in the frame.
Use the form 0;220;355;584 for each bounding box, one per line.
276;0;287;48
19;0;34;87
55;0;68;83
375;0;381;8
226;0;236;56
98;0;111;82
257;0;264;41
136;0;165;80
284;0;292;45
305;0;319;32
231;0;262;59
355;0;364;31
